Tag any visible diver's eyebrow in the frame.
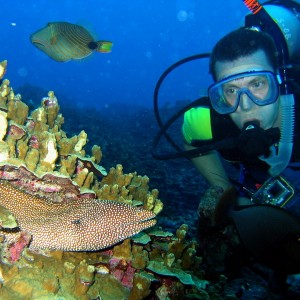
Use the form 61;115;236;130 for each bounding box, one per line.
249;75;265;80
223;80;244;88
224;76;263;87
246;76;267;85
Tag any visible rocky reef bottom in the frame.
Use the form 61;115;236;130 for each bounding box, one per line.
0;227;207;300
0;77;297;299
57;101;300;300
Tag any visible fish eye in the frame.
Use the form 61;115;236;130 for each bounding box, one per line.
71;219;81;225
88;41;98;50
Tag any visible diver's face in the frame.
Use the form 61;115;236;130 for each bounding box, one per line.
215;50;280;130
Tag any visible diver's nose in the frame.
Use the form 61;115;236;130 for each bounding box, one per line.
238;93;254;111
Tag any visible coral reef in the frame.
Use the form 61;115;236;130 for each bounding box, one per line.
60;100;208;237
0;60;292;299
0;72;159;252
0;60;214;299
0;224;209;299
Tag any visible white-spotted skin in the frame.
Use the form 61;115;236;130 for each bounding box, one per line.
0;181;156;251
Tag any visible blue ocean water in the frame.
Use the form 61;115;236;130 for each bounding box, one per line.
0;0;249;233
1;0;248;109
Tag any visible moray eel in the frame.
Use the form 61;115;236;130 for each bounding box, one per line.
0;181;156;251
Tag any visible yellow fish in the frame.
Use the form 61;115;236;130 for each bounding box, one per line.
30;22;113;62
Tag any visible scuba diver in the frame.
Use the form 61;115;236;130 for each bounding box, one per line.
183;25;300;277
152;0;300;292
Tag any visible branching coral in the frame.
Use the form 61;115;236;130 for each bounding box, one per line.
0;60;219;299
0;61;160;255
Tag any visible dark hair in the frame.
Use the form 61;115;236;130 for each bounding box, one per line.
209;28;278;80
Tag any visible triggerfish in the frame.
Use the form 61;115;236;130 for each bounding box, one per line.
30;22;113;62
215;188;300;274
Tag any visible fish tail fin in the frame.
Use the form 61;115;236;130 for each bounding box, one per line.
95;40;113;53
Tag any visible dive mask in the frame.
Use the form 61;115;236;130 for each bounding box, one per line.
208;70;280;114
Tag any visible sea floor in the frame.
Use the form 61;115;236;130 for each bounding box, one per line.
8;85;300;298
60;101;300;299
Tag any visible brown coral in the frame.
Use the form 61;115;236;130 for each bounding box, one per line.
0;60;216;300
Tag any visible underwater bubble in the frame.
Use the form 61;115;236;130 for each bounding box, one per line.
188;11;195;20
17;67;28;77
177;10;188;22
145;51;152;59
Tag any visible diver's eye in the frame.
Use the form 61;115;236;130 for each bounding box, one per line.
224;87;238;96
249;77;268;90
251;80;264;89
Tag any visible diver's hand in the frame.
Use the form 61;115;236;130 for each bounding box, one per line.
198;187;253;227
198;186;224;223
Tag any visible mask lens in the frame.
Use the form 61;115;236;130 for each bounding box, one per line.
208;71;279;114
